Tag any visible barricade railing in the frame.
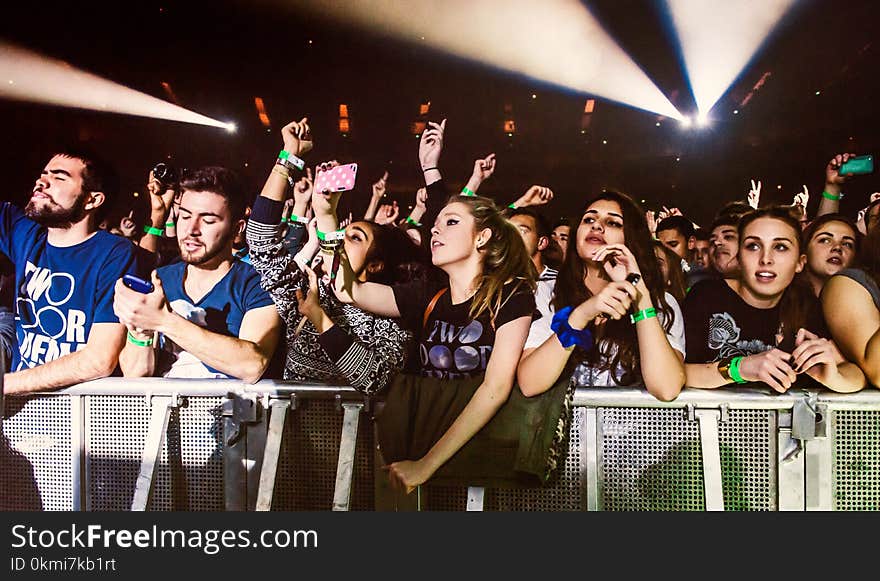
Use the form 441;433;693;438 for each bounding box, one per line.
2;378;879;511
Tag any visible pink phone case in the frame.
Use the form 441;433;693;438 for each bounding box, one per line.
314;163;358;193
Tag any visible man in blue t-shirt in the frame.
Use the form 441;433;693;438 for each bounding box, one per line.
113;166;281;382
0;149;141;394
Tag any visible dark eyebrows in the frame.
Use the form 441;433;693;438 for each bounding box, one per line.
46;169;72;178
584;210;623;219
351;225;369;237
177;205;222;219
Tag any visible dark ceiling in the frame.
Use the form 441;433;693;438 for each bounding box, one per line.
1;0;878;227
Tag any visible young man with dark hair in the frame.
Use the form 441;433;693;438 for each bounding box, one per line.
1;149;143;393
113;166;281;382
550;217;570;260
508;207;557;320
656;215;696;265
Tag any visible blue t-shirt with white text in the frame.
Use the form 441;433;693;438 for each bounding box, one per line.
0;202;140;371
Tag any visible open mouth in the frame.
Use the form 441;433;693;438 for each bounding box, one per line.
585;235;605;245
827;256;842;265
755;271;777;283
431;239;444;251
182;240;202;252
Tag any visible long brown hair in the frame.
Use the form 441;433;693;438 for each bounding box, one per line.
737;206;815;346
446;195;537;322
553;191;675;385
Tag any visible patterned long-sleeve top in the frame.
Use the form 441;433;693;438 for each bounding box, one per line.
246;197;411;394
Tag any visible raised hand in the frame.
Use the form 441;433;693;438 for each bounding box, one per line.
281;117;313;158
414;187;428;212
645;210;658;237
472;153;496;182
311;161;341;217
419;119;447;171
747;179;761;209
375;201;400;226
793;184;809;210
372;170;389;200
514;185;554;208
826;152;858;184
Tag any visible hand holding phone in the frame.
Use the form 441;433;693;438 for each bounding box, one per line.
838;155;874;176
122;274;154;294
314;163;358;194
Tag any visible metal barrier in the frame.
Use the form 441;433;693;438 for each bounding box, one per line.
2;378;879;511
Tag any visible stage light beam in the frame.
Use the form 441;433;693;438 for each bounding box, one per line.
666;0;798;116
277;0;682;120
0;41;232;130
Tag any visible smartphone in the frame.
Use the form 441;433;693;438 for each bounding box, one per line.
122;274;154;294
838;155;874;176
314;163;358;193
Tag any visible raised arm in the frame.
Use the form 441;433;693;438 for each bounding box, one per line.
363;171;388;222
462;153;496;196
139;170;176;254
818;152;857;217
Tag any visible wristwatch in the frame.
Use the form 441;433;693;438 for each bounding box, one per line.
716;357;734;382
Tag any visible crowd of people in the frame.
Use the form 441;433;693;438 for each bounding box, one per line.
2;116;879;492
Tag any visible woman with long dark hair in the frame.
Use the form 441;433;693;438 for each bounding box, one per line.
684;206;865;393
517;191;685;402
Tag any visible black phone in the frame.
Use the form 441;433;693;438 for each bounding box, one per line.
122;274;154;294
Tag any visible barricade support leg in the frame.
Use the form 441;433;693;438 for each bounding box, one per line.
332;402;363;511
131;396;177;511
255;399;291;511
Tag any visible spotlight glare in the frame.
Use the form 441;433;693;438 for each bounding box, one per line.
696;112;709;127
285;0;682;120
680;116;693;129
225;122;237;133
667;0;797;116
0;41;232;130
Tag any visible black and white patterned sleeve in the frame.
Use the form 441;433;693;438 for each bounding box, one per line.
317;313;412;395
246;197;303;314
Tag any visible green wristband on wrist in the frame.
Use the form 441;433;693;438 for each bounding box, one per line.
729;356;748;384
316;228;345;242
127;332;153;347
821;190;842;201
143;225;164;236
461;187;475;197
289;214;309;224
507;202;517;210
165;221;175;228
405;216;422;227
630;307;657;324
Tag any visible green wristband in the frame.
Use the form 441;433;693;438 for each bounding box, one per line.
821;190;841;201
165;221;175;228
316;228;345;242
629;307;657;324
405;216;422;227
729;356;748;384
507;202;517;210
127;332;153;347
289;214;309;224
461;187;475;197
143;225;164;236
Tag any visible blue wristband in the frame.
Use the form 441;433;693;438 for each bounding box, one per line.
550;306;594;351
